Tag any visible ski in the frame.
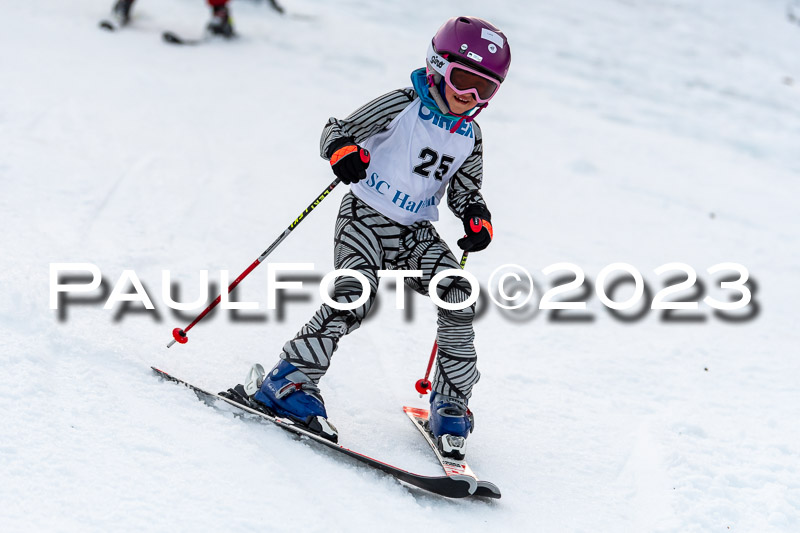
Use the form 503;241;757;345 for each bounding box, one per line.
151;367;478;498
403;406;501;499
99;19;121;32
99;24;210;45
161;30;239;46
264;0;315;20
162;31;210;46
267;0;285;15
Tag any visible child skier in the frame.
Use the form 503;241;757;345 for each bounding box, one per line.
224;16;511;459
110;0;234;37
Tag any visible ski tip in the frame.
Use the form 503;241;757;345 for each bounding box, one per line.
473;481;502;499
162;31;216;46
162;31;183;45
268;0;286;15
151;366;170;378
99;20;116;31
402;406;430;418
449;474;479;496
162;31;205;45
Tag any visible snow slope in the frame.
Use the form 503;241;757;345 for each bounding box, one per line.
2;0;799;531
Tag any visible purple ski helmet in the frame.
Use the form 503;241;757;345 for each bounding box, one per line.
429;16;511;83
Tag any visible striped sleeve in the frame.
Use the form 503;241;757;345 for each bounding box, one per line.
320;88;417;159
447;121;489;219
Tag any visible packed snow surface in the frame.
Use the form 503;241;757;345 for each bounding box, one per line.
2;0;799;531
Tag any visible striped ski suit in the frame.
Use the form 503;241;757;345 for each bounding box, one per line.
279;86;490;400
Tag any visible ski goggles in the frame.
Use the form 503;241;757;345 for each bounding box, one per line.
427;43;501;104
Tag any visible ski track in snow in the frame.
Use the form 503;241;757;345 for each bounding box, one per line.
2;0;800;531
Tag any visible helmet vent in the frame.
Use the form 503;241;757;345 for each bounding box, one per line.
458;17;471;24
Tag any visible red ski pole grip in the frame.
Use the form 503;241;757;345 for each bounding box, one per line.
172;328;188;344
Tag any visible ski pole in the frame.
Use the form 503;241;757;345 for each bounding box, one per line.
414;250;469;396
166;177;342;348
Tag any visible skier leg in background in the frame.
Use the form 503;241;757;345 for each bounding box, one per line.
206;0;235;38
107;0;234;37
222;17;510;455
111;0;135;26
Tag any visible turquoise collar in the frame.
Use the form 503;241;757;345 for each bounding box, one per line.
411;68;461;120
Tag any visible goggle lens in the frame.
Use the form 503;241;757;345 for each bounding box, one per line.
449;66;499;101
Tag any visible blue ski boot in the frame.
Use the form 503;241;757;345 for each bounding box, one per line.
428;392;474;460
253;360;338;443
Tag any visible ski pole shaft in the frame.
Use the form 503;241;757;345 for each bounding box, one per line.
415;251;469;395
167;178;341;348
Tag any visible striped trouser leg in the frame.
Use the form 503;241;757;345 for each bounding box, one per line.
398;224;480;400
279;194;399;383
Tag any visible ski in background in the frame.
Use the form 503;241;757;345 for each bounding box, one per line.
99;20;119;31
151;367;484;499
162;31;212;46
260;0;315;20
266;0;284;15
